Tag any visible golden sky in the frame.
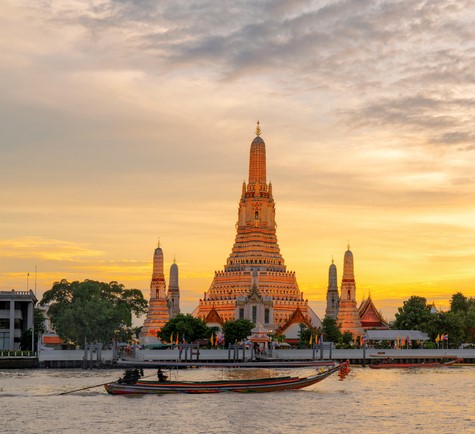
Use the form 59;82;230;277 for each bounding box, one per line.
1;1;474;321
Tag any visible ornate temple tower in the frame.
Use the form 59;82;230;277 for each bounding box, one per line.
325;258;339;319
141;242;170;340
167;258;180;318
192;123;320;330
336;245;364;337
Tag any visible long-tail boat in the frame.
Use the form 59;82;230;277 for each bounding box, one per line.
369;357;463;369
104;362;345;395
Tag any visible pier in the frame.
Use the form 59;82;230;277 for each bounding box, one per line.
16;346;474;369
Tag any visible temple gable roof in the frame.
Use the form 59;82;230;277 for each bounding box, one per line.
275;306;314;336
204;305;224;326
358;296;389;329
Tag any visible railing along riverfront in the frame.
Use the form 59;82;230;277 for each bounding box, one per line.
0;350;36;358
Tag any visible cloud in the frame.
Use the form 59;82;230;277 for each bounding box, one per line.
0;237;104;261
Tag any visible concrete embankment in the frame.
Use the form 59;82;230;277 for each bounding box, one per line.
2;348;474;369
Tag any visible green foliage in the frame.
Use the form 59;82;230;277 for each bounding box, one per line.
298;323;318;348
450;292;469;313
40;279;147;347
394;292;475;347
222;319;254;344
20;308;47;351
322;317;342;343
158;314;211;343
393;296;433;331
427;311;466;347
335;331;354;349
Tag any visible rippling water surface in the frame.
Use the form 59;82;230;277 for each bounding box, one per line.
1;366;474;433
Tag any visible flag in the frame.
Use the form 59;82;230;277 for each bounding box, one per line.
182;334;186;343
401;337;406;347
175;334;179;345
435;334;440;343
407;336;411;346
361;335;366;345
170;332;173;344
210;333;214;345
215;334;219;346
309;334;313;345
318;335;323;345
443;334;449;341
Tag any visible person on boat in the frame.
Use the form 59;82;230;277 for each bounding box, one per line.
157;368;168;382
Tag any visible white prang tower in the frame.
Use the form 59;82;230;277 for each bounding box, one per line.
167;258;180;318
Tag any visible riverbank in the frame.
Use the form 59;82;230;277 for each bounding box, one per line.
1;347;474;369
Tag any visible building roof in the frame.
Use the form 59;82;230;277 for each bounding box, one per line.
204;305;224;326
358;296;389;329
43;335;64;344
275;307;314;336
365;330;429;341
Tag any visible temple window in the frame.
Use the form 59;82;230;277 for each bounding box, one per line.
252;306;257;323
264;308;270;324
239;308;244;319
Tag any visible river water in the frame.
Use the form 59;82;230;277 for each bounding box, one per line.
1;366;474;433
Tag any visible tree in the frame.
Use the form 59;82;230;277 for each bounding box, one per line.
222;319;254;344
20;308;46;351
393;296;433;331
448;292;475;344
321;317;342;343
450;292;468;313
427;311;465;347
40;279;147;347
159;314;211;343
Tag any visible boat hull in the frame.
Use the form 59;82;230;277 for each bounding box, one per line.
104;364;341;395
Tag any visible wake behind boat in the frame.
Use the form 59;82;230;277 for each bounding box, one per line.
104;362;346;395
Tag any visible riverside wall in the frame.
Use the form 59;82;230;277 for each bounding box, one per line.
1;347;474;369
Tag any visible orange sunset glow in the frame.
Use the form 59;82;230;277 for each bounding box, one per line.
1;1;474;322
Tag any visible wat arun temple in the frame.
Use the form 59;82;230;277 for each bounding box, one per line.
191;123;320;333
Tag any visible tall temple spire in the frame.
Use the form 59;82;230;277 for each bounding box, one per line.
141;243;170;341
325;258;339;320
337;245;364;337
248;122;266;185
193;125;321;331
167;259;180;318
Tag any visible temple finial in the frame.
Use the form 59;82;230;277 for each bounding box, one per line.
255;120;261;136
347;241;350;250
157;237;160;248
173;255;176;263
332;255;334;264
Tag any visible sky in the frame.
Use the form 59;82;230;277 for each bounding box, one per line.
1;0;475;322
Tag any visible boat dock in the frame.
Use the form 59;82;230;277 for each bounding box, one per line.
23;347;475;369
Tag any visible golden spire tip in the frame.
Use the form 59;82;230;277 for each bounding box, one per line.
255;120;261;136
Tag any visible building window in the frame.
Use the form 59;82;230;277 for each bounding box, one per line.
252;306;257;323
239;308;244;319
264;308;269;324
